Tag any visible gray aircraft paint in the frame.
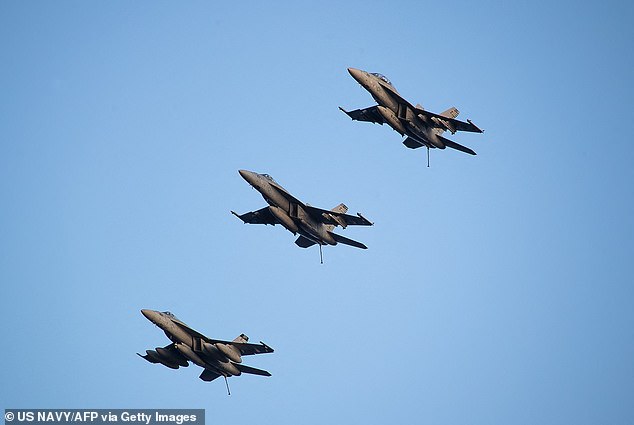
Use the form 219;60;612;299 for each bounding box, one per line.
232;170;373;255
340;67;484;159
137;309;273;391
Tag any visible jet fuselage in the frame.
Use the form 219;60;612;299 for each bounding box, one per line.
142;309;192;345
238;170;336;246
347;67;445;149
141;309;242;377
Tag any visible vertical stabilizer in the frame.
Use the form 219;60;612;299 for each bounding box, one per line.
330;203;348;214
324;203;349;231
233;334;249;343
440;107;459;119
434;107;460;135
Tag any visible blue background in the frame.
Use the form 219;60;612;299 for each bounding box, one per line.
1;1;633;423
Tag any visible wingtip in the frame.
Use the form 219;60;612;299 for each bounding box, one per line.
467;119;484;133
339;106;353;119
260;341;274;352
356;212;374;226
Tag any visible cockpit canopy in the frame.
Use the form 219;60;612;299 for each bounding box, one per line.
261;173;278;184
370;72;392;86
162;310;184;323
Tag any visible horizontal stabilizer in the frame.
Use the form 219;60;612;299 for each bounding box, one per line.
403;137;424;149
199;369;221;382
438;135;477;155
328;232;367;249
295;235;317;248
234;363;271;377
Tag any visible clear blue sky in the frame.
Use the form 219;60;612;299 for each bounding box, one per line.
1;1;633;424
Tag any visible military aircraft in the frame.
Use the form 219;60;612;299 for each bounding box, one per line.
138;309;273;394
340;67;484;166
232;169;373;263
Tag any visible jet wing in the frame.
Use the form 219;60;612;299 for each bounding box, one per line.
269;184;305;207
438;135;477;155
234;363;271;377
328;231;368;249
206;339;275;356
304;205;373;228
170;320;214;342
377;86;482;133
137;343;189;368
170;320;274;356
199;369;222;382
231;207;277;225
339;106;385;125
403;135;476;155
414;107;483;133
402;136;424;149
295;235;317;248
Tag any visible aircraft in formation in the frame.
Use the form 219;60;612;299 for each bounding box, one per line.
232;169;373;263
139;68;485;392
340;67;484;166
138;309;273;394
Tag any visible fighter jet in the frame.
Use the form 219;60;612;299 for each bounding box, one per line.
232;169;373;262
340;67;484;166
138;309;273;394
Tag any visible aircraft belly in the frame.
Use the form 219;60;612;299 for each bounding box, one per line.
300;221;336;246
428;131;446;149
407;120;446;149
377;106;406;135
297;223;320;243
407;115;426;132
264;194;289;211
377;95;398;112
163;323;193;346
174;343;206;368
297;230;321;245
368;85;398;111
297;218;334;245
261;185;290;211
406;127;445;149
268;205;299;233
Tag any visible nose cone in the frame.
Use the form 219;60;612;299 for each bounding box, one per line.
238;169;258;186
141;309;158;323
347;67;364;83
